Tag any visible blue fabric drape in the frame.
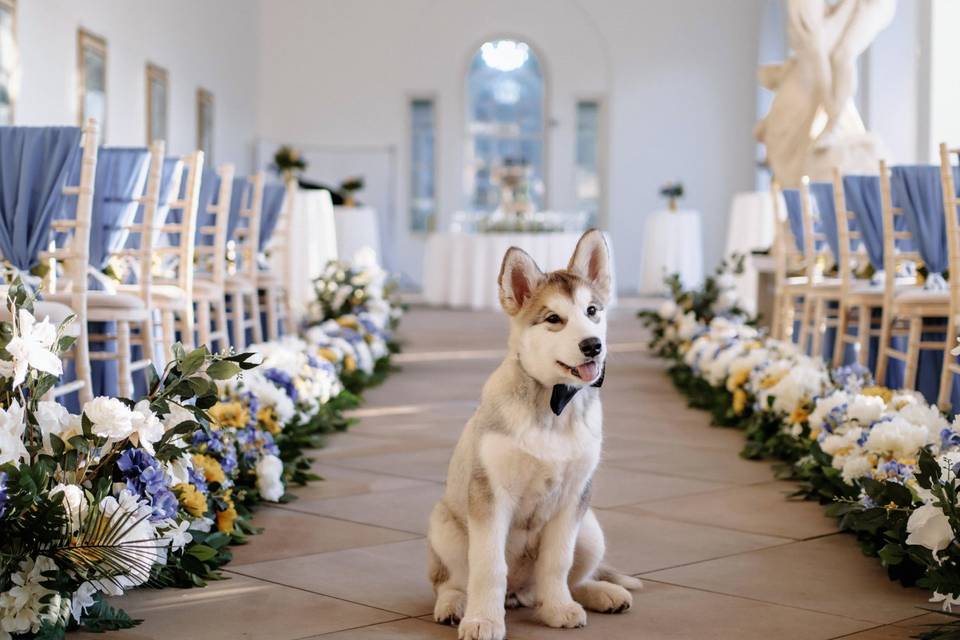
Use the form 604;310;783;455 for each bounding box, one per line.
842;176;884;270
258;183;285;252
890;165;950;281
782;189;804;251
226;177;251;242
809;182;839;261
0;127;83;270
88;148;151;270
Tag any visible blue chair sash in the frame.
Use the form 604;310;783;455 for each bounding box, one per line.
782;189;804;252
0;126;83;271
88;148;151;270
226;177;251;242
842;176;884;271
258;183;286;252
809;182;839;261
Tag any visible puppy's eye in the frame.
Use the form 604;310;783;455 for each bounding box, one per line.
587;305;598;317
545;314;562;324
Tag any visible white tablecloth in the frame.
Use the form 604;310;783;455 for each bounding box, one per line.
638;209;703;294
724;191;781;314
285;189;338;317
333;206;381;262
423;232;616;310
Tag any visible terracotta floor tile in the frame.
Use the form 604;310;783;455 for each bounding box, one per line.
229;507;420;566
645;534;931;624
617;480;839;539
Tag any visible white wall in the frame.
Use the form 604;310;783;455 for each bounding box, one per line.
14;0;259;169
929;0;960;159
256;0;764;291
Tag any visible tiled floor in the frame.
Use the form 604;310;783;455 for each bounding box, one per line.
86;306;946;639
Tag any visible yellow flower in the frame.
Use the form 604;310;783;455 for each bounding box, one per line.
344;355;357;372
809;427;821;440
257;406;282;435
336;316;359;330
208;401;250;430
193;454;226;485
760;371;786;390
862;386;893;404
732;389;748;415
787;406;809;425
216;493;238;533
175;483;207;517
726;369;750;392
318;348;340;363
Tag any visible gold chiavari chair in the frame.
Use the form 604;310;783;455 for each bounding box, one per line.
223;172;265;349
192;163;235;352
875;160;949;390
794;177;840;357
258;179;297;339
939;143;960;409
771;181;810;342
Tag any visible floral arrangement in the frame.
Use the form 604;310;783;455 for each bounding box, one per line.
659;181;684;210
642;268;960;638
271;145;307;182
0;249;407;637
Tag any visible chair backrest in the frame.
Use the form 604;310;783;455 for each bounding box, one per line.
940;144;960;302
879;159;923;304
890;164;951;286
798;177;834;283
194;163;235;287
830;168;871;293
262;180;297;288
154;151;203;295
841;174;885;273
232;172;264;281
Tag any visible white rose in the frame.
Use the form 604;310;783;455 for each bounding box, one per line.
865;417;934;459
906;504;954;554
84;397;135;440
52;483;88;531
130;400;165;455
657;300;677;320
840;454;874;484
255;454;285;502
847;395;886;425
0;400;27;466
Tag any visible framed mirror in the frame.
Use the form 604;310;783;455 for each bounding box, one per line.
77;27;107;140
0;0;15;124
196;87;214;161
146;62;168;143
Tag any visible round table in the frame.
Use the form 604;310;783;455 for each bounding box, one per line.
333;206;381;262
638;209;703;294
723;191;782;314
285;189;339;317
423;232;616;310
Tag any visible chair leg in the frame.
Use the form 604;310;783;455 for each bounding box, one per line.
904;316;923;391
215;297;229;352
76;319;94;405
265;288;278;341
798;296;812;353
282;287;295;335
179;301;196;351
231;293;246;349
161;310;176;351
771;291;783;341
939;316;958;410
116;321;133;398
832;303;848;368
856;304;871;368
876;309;892;385
197;300;212;349
249;291;263;345
811;298;826;359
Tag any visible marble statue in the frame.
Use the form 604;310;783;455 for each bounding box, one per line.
755;0;896;187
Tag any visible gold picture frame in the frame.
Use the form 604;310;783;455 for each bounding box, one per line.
196;87;214;162
77;27;107;139
0;0;17;124
146;62;168;143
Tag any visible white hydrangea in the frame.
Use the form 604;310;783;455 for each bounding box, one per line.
865;416;935;459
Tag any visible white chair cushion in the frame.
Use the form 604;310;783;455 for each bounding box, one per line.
0;300;82;337
893;287;950;304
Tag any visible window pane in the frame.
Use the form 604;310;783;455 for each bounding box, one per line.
576;100;600;228
466;39;545;214
410;98;435;232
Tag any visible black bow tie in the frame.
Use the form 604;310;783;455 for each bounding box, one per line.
549;364;605;416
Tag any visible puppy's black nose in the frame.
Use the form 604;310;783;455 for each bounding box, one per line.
579;337;602;358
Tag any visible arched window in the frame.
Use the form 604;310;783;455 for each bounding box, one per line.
465;39;545;213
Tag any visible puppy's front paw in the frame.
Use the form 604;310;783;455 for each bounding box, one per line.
434;589;466;625
538;600;587;628
458;616;506;640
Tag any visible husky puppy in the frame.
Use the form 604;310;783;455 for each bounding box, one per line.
427;230;642;640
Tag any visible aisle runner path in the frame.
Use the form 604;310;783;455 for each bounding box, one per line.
87;308;940;639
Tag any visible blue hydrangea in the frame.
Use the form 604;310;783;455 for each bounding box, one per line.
941;428;960;450
117;449;177;521
264;368;298;403
188;467;209;494
193;428;226;454
833;363;874;392
0;472;8;520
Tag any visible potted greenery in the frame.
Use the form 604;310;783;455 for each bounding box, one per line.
659;181;684;212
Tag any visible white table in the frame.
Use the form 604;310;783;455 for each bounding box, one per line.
333;206;381;262
724;191;781;314
423;232;616;310
284;189;339;318
638;209;703;294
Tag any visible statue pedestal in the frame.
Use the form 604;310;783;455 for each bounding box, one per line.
803;132;888;182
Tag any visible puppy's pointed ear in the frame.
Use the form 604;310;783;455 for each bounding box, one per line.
499;247;544;315
568;229;611;303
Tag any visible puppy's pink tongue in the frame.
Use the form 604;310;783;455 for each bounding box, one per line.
576;362;598;381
